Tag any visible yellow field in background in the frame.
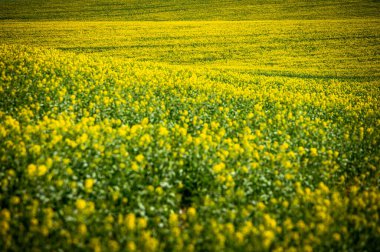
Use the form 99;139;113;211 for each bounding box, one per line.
1;20;379;78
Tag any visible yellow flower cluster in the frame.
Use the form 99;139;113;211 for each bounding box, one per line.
0;45;379;251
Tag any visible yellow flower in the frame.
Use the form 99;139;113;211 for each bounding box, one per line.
310;148;318;157
30;144;41;155
78;223;87;235
27;164;37;176
285;173;293;180
147;185;154;192
141;117;149;126
139;134;152;147
86;201;95;214
193;223;203;235
282;200;289;208
350;185;359;195
187;207;196;219
66;168;73;175
135;154;144;163
108;240;120;252
263;214;277;229
225;223;235;234
37;165;48;176
84;178;95;191
318;182;329;193
1;209;11;220
257;202;266;211
235;231;244;244
283;161;292;169
333;232;341;241
56;179;64;187
131;162;139;171
0;220;10;234
158;126;169;136
137;217;148;229
76;199;87;210
212;162;225;173
90;238;102;252
46;158;53;168
303;245;313;252
284;218;293;230
144;234;159;252
155;186;164;195
125;213;136;230
296;220;306;230
280;142;289;151
105;215;114;223
10;196;20;205
171;227;181;237
127;241;136;251
317;223;326;234
262;230;275;248
169;212;178;227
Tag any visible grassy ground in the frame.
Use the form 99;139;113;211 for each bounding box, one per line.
1;0;379;21
1;0;380;251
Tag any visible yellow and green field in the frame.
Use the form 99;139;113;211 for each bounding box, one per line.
1;0;380;251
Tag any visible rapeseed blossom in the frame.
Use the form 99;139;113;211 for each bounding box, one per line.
0;45;378;252
84;178;95;191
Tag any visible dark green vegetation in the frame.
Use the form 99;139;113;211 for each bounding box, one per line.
1;0;379;21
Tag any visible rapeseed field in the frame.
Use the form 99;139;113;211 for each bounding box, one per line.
1;0;379;251
1;20;379;78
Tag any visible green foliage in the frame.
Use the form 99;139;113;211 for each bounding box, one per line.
0;0;379;21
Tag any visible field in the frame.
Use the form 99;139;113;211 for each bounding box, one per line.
1;20;379;78
1;0;379;21
1;1;380;251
